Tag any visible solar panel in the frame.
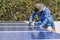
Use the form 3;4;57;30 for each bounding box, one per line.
0;22;60;40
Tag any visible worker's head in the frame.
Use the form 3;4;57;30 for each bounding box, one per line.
34;3;45;12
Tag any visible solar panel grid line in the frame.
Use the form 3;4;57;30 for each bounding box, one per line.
29;39;60;40
0;21;29;23
0;31;50;32
0;23;26;24
0;27;50;31
0;23;29;26
0;26;34;27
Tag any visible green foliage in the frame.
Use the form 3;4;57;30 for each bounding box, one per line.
0;0;60;21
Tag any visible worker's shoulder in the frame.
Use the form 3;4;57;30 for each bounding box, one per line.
43;7;51;13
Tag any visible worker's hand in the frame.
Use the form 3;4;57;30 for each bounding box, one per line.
29;21;32;26
39;25;43;29
39;25;45;31
39;25;42;28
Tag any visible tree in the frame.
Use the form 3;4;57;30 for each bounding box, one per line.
0;0;60;21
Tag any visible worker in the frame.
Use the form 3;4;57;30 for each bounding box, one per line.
29;3;56;32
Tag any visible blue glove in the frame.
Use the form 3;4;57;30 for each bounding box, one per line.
39;25;45;31
39;25;43;29
29;21;32;26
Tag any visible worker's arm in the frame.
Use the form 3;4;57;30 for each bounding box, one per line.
29;11;37;25
40;7;51;27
